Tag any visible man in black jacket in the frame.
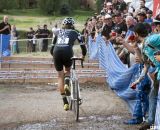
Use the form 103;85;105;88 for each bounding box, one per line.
0;16;11;35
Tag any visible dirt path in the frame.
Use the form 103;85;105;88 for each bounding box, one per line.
0;83;141;130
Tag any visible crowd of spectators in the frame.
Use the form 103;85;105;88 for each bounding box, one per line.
81;0;160;130
0;15;52;53
26;24;51;52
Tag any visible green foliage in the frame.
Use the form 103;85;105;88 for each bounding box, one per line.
68;0;81;9
0;0;5;12
96;0;104;12
38;0;61;15
38;0;83;15
0;0;17;12
0;0;91;14
60;3;71;15
15;0;28;9
18;30;26;39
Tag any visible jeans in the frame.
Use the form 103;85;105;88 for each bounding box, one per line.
147;79;159;125
155;85;160;129
133;75;151;119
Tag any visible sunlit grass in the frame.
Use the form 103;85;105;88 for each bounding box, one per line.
0;9;94;31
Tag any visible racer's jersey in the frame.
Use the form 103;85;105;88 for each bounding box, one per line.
54;29;83;47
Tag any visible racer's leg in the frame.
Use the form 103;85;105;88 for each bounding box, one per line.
64;67;71;96
57;70;69;111
57;70;65;93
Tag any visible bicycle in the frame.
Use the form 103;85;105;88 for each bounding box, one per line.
66;57;84;122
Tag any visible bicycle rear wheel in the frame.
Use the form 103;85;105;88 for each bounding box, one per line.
72;80;79;121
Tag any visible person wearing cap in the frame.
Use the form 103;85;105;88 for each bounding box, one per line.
112;12;128;64
102;14;115;39
136;11;152;34
144;10;153;25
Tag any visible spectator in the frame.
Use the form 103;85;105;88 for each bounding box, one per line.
102;14;115;39
145;10;153;25
118;0;127;13
0;15;11;35
26;27;35;52
35;25;43;51
139;16;160;130
52;23;60;44
105;2;113;15
118;15;135;67
112;12;128;64
137;12;146;23
41;24;50;52
113;12;127;35
139;0;149;13
153;14;160;33
116;23;151;125
10;25;19;54
82;23;89;44
112;0;120;11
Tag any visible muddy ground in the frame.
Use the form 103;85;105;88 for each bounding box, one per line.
0;82;141;130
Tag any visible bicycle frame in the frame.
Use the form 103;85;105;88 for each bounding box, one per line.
68;57;83;121
70;66;81;100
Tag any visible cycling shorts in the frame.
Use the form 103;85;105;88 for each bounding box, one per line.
53;46;73;71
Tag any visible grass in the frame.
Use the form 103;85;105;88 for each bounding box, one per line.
0;9;94;31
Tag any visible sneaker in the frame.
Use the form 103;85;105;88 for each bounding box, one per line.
123;118;143;125
139;122;151;130
63;104;69;111
64;84;71;96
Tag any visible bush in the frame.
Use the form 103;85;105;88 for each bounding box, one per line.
60;3;71;15
18;30;26;39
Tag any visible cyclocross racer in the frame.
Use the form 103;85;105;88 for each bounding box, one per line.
50;17;87;111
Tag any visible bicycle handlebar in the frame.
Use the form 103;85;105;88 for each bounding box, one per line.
71;57;84;69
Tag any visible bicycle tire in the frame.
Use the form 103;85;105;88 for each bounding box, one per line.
72;80;79;121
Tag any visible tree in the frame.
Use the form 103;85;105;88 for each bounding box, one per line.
0;0;6;12
0;0;17;12
96;0;104;12
15;0;28;9
5;0;17;10
38;0;61;14
38;0;82;15
68;0;81;9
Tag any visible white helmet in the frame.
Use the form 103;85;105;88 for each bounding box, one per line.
62;17;75;25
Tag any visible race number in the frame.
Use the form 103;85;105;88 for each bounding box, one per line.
57;37;69;44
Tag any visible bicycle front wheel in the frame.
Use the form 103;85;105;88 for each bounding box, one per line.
72;80;79;121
